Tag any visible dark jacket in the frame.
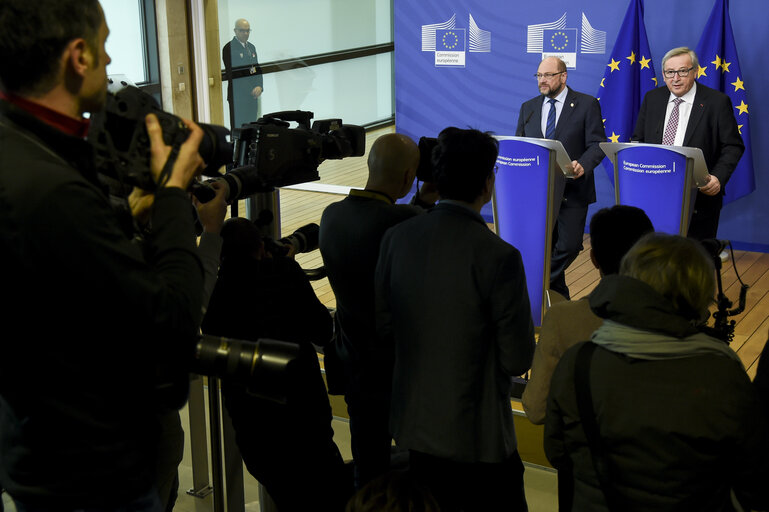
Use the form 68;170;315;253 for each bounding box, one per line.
0;99;203;507
319;191;422;365
632;83;744;191
376;201;535;463
545;276;769;511
516;87;606;207
201;255;351;512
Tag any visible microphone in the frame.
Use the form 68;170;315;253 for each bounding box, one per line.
517;110;535;136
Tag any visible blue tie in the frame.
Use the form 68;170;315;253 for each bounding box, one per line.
546;98;557;139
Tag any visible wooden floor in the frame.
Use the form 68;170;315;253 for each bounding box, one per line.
261;126;769;380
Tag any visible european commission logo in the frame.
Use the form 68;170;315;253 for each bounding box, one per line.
527;12;606;69
422;14;491;68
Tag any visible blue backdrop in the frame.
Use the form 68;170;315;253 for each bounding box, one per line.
394;0;769;251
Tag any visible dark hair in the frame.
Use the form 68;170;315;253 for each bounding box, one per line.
589;205;654;275
0;0;103;95
345;470;440;512
219;217;263;261
431;127;498;203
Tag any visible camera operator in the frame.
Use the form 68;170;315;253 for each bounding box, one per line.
201;217;352;512
0;1;206;510
129;180;228;512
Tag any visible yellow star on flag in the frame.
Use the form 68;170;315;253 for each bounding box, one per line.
731;77;745;91
639;56;651;69
737;124;743;135
735;100;748;115
711;55;722;69
721;60;731;73
626;51;636;65
600;77;605;88
608;59;620;72
652;77;658;86
608;131;621;143
697;65;707;78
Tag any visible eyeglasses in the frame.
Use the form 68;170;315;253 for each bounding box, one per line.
235;28;251;33
534;71;565;80
663;67;694;78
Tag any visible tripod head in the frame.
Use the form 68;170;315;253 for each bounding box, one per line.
698;239;748;344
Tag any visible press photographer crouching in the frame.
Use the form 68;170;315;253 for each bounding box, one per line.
0;1;207;510
201;217;353;512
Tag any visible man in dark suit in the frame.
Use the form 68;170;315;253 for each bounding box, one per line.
223;18;263;129
632;47;744;240
375;127;536;512
319;133;426;489
516;56;606;300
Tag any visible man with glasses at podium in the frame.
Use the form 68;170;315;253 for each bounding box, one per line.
633;47;744;240
516;56;606;300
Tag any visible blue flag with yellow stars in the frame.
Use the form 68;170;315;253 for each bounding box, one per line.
695;0;754;203
595;0;657;185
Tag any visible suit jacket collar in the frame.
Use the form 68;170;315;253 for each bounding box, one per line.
684;83;706;147
647;83;711;145
231;37;252;50
527;86;573;139
554;87;579;139
435;200;488;227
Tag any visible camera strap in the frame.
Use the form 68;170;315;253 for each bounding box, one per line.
574;341;623;511
157;141;183;188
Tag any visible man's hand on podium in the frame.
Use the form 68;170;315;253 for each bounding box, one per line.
699;174;721;196
570;160;585;179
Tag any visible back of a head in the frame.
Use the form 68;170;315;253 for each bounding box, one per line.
0;0;102;95
219;217;263;261
431;127;498;203
620;233;715;322
366;133;420;196
590;205;654;275
345;470;440;512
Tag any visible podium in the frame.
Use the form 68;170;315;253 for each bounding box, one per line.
600;142;709;236
492;136;572;326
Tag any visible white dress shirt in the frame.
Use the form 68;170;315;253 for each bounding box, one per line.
664;82;697;146
540;86;569;138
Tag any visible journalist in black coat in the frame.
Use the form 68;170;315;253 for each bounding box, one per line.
516;57;606;299
632;47;743;240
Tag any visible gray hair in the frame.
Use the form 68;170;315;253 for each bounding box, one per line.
661;47;699;74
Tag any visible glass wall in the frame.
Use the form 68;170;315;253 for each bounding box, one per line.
102;0;146;84
217;0;393;131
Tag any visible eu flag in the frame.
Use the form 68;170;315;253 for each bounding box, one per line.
435;29;466;52
543;29;577;53
595;0;657;185
695;0;755;203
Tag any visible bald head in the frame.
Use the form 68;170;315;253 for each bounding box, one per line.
234;18;251;44
366;133;420;199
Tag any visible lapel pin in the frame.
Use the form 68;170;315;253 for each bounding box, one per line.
570;102;574;107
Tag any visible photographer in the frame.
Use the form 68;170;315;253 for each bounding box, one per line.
0;1;205;510
202;217;352;512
